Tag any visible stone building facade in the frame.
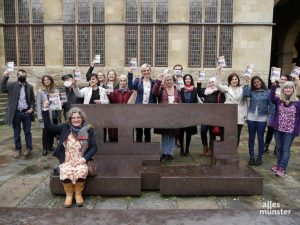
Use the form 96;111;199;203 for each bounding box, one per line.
0;0;299;89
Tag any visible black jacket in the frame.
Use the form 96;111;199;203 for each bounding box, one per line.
0;76;35;125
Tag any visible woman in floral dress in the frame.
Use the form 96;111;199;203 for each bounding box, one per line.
42;104;97;208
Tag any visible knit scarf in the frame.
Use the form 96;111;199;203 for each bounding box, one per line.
70;124;91;152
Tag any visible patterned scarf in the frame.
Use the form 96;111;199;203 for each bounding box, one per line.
70;124;91;152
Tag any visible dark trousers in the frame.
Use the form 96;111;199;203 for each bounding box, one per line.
179;129;192;154
200;125;215;146
42;118;58;151
136;128;151;142
12;111;32;151
237;124;243;147
265;126;274;145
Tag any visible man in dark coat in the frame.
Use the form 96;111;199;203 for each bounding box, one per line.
60;74;83;121
0;69;35;158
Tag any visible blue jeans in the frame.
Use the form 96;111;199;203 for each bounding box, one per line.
247;120;267;160
161;133;175;156
274;130;294;170
12;111;32;152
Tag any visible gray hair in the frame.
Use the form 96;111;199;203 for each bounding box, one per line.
279;81;297;102
66;107;87;125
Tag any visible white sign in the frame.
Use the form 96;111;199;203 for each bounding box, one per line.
94;55;101;64
129;58;138;70
74;69;82;81
244;64;254;77
177;78;184;89
217;56;226;67
106;82;114;93
290;66;300;78
270;67;281;81
7;62;14;72
199;71;206;81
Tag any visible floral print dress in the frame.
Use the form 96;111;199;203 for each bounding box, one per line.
59;133;88;184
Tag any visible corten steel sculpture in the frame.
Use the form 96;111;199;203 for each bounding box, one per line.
50;104;263;196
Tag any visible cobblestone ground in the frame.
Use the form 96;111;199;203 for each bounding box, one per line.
0;121;299;224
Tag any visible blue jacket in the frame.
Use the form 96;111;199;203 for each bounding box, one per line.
243;85;270;116
42;110;97;164
128;72;157;104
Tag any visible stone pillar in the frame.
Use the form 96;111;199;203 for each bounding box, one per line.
168;26;189;69
43;0;64;67
104;0;125;70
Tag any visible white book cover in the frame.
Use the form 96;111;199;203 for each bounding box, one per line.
244;64;254;77
270;67;281;81
48;93;62;110
217;56;226;67
290;66;300;78
129;58;138;70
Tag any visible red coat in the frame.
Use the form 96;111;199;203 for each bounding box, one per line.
152;80;181;135
107;89;133;141
108;89;133;104
152;80;181;104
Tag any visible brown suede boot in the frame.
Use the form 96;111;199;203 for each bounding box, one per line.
63;182;74;208
200;145;208;156
205;145;212;156
74;181;85;207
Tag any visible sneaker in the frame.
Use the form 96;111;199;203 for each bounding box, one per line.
271;165;279;172
248;158;255;166
276;168;285;177
23;149;32;157
160;154;167;162
254;158;262;166
14;151;21;158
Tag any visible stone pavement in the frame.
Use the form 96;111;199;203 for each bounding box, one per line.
0;121;299;224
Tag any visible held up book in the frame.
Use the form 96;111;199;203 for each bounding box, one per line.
48;93;62;110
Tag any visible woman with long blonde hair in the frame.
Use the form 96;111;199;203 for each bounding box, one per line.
269;81;300;176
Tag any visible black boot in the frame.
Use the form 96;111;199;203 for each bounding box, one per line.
184;148;189;156
42;149;48;156
263;143;270;154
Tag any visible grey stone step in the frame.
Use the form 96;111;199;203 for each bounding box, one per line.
0;107;7;113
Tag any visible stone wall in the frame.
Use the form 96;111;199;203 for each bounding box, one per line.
0;0;275;88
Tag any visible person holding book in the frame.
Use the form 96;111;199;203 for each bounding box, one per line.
60;74;83;120
107;74;133;142
42;103;97;207
128;63;157;142
197;77;225;157
0;69;35;158
269;81;300;176
36;75;61;156
243;76;270;166
106;70;119;91
73;73;109;105
86;59;106;88
179;74;198;156
216;70;248;147
152;73;181;162
264;74;291;155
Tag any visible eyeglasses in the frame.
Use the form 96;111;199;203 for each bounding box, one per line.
71;116;82;120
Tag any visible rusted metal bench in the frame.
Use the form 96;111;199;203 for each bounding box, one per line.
50;104;263;196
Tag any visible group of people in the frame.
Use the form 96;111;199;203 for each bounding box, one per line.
1;62;300;208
